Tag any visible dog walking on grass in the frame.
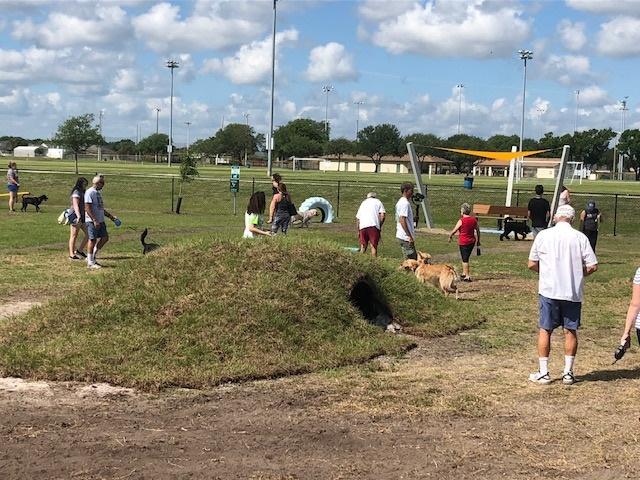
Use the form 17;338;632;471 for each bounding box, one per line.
399;252;459;299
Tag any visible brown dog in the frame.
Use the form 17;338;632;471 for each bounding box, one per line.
398;259;421;271
415;263;459;299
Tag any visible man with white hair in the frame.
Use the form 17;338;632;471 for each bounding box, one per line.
84;175;118;269
356;192;386;257
527;204;598;385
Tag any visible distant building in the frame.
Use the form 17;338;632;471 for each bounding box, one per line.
46;148;65;159
13;146;41;157
317;154;453;174
474;157;562;178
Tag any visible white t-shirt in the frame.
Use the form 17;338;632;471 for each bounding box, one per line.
243;212;262;239
528;222;597;302
356;198;385;230
84;186;105;223
634;268;640;329
395;196;415;242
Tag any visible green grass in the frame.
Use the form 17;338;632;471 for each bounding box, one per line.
0;239;481;389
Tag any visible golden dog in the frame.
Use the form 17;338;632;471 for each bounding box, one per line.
400;251;459;299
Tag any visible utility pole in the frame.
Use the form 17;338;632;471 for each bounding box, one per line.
619;97;629;180
243;113;250;167
456;84;464;134
517;49;533;183
98;109;104;162
353;100;364;140
322;84;333;137
574;90;580;134
166;59;180;167
267;0;277;177
185;121;191;153
155;107;160;134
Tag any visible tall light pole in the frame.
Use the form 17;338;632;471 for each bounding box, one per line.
353;100;364;140
166;59;179;167
267;0;277;177
574;90;580;134
322;84;333;137
517;49;533;183
155;107;160;135
98;109;104;162
619;96;629;180
185;121;191;153
243;113;250;166
456;84;464;134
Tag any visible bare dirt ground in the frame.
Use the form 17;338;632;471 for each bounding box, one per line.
1;276;638;480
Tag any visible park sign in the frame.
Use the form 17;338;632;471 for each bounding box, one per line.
230;164;240;193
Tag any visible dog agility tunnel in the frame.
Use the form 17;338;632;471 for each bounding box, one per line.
298;197;334;223
349;275;394;329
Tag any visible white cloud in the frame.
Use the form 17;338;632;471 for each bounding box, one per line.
557;20;586;51
132;2;265;53
566;0;640;15
577;85;610;107
596;17;640;56
364;1;531;58
202;29;298;85
540;54;593;86
305;43;357;82
113;69;141;91
12;6;130;48
358;0;417;22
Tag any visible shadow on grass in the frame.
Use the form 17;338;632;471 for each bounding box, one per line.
579;367;640;382
104;255;137;260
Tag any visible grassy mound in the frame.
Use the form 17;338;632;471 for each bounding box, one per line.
0;239;481;390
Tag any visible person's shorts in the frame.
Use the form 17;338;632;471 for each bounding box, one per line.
87;222;108;240
532;226;546;238
7;184;18;193
359;226;381;248
271;214;290;234
538;295;581;331
459;243;475;263
398;239;417;260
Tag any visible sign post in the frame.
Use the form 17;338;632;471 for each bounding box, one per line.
230;165;240;215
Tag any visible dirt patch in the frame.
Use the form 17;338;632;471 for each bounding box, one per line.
0;300;40;320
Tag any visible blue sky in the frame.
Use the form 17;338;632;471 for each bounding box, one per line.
1;0;640;145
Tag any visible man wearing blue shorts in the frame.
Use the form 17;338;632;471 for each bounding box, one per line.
85;175;118;269
527;204;598;385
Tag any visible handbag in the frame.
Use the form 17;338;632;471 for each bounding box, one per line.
287;201;298;216
57;209;69;225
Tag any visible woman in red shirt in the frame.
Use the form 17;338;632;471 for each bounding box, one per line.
448;202;481;282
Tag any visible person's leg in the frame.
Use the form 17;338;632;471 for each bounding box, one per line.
370;227;380;257
462;262;470;278
359;228;367;253
87;238;96;264
77;224;88;254
530;296;559;383
459;245;473;279
561;300;581;383
69;225;78;257
400;240;417;260
9;191;16;211
281;215;291;234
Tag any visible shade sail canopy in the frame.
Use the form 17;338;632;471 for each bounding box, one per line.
431;147;552;161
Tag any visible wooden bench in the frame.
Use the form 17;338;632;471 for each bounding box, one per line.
473;204;528;230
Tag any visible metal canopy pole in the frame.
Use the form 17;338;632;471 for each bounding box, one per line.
406;142;433;229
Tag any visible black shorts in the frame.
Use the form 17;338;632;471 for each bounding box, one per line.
459;243;475;263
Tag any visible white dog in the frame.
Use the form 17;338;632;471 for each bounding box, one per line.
291;208;319;228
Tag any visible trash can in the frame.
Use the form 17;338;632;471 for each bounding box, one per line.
463;176;474;189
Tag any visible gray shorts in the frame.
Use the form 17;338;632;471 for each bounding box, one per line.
398;239;417;260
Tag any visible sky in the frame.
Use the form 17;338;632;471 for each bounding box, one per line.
2;0;640;146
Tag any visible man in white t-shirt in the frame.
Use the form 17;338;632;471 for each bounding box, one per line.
85;175;118;269
356;192;386;257
395;183;416;260
527;204;598;386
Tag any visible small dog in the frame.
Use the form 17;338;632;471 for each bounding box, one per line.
500;217;531;241
291;208;319;228
21;194;48;212
400;252;459;299
140;228;160;255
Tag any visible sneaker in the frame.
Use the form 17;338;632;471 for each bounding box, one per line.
88;263;102;270
69;255;80;260
528;371;551;385
562;371;576;385
75;250;87;258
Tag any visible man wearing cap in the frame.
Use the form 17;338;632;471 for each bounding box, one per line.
356;192;386;257
84;175;118;269
395;183;417;260
527;204;598;385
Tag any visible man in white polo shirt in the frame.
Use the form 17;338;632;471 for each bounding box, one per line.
356;192;386;257
527;204;598;385
395;182;416;260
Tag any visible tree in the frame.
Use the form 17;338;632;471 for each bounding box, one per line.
54;114;103;174
0;136;29;152
137;133;169;155
273;119;325;159
110;139;137;155
618;129;640;180
443;134;485;173
485;134;520;151
357;124;402;172
572;128;616;168
175;155;199;214
213;123;257;162
404;133;442;172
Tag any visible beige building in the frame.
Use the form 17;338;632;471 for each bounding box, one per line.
317;154;452;174
474;157;561;178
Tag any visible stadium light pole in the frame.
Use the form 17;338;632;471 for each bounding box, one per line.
267;0;277;177
456;84;464;134
155;107;160;134
98;109;104;162
185;121;191;153
166;59;179;167
323;84;333;137
243;113;250;166
574;90;579;134
517;49;533;182
620;96;629;180
354;100;364;140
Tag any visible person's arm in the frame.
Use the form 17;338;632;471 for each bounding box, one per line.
583;264;598;276
356;218;360;231
475;221;481;246
268;194;278;223
399;216;414;243
448;219;462;243
598;213;603;223
528;260;539;272
621;282;640;344
248;224;271;236
527;210;532;221
72;195;81;219
85;201;98;226
379;212;386;227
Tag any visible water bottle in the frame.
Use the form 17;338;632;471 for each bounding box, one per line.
476;246;481;256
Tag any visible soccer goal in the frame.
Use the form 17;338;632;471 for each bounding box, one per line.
566;161;585;185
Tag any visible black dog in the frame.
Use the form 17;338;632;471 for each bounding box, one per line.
141;228;160;255
500;217;531;241
21;195;48;212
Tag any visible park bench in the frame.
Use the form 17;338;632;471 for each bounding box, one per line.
473;204;529;230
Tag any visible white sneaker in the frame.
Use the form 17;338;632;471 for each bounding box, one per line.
88;263;102;270
528;371;551;385
562;371;576;385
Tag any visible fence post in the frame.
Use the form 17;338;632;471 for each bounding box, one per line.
171;177;175;212
252;177;255;195
613;194;618;236
516;189;520;207
336;180;341;218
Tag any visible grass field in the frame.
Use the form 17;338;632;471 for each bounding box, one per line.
2;158;640;477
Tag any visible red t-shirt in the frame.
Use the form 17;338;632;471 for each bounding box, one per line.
458;215;477;246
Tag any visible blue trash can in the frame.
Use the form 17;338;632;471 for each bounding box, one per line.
463;177;474;189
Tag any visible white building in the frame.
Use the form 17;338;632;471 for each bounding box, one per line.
46;148;65;159
13;146;40;157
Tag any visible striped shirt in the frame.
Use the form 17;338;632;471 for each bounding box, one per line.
635;268;640;329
